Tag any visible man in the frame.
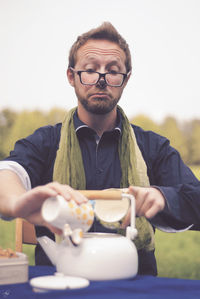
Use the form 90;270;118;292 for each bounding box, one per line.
0;22;199;276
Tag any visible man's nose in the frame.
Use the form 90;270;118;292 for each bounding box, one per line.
97;78;107;88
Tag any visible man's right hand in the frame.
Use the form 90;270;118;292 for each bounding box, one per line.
0;170;88;234
13;182;88;234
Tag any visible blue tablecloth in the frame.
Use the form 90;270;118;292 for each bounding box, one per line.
0;266;200;299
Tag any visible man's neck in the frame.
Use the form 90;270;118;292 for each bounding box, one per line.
77;106;118;137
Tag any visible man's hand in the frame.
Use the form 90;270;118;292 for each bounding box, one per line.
12;182;88;234
121;186;165;228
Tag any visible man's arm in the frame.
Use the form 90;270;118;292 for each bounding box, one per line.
0;170;88;234
0;170;27;218
122;183;200;232
133;126;200;230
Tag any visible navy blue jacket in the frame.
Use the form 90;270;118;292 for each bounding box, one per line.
4;110;200;275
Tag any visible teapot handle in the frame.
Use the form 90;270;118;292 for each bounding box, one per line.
79;190;123;200
122;193;138;240
79;189;138;240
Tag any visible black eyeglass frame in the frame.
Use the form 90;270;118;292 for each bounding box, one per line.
70;67;130;87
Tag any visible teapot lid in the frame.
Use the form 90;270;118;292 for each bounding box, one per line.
30;273;89;292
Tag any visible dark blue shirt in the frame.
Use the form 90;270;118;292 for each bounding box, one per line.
4;110;200;275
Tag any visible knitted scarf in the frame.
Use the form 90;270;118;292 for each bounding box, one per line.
53;106;154;251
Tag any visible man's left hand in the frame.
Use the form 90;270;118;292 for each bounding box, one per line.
121;186;165;228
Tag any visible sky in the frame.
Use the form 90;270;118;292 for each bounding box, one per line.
0;0;200;122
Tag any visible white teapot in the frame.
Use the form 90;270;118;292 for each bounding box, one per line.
38;190;138;281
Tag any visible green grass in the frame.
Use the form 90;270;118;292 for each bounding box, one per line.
0;165;200;278
155;230;200;279
0;219;35;265
155;165;200;279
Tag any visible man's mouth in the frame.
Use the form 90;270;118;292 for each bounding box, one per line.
90;93;110;100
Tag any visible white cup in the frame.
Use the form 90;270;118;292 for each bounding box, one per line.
42;195;94;232
94;197;129;223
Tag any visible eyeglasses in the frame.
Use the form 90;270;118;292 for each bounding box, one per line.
70;67;130;87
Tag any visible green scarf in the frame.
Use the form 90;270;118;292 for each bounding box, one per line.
53;106;154;251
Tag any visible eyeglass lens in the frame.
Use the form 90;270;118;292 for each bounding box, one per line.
81;72;124;86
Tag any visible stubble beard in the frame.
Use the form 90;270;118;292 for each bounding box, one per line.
78;96;120;115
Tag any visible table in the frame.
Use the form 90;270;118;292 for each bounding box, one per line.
0;266;200;299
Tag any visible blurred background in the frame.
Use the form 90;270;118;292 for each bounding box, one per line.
0;0;200;280
0;0;200;121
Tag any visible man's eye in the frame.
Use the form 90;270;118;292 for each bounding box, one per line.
109;70;118;75
85;69;95;73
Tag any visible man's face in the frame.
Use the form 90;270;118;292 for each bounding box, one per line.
67;39;129;115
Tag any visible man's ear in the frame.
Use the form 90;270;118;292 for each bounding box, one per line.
67;68;75;87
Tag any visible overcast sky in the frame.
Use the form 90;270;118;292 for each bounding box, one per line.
0;0;199;122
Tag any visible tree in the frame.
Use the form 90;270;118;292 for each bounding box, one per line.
130;114;161;135
2;110;47;157
46;107;66;125
0;109;17;159
160;116;189;163
188;120;200;165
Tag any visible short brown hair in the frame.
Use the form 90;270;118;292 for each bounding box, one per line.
68;22;132;73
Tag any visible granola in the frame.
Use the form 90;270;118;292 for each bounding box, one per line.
0;247;18;258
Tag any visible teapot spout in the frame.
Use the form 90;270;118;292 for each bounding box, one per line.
37;236;58;266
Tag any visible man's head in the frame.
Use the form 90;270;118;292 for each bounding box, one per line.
68;22;132;73
67;23;132;115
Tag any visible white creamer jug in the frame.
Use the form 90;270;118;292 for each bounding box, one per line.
42;195;94;232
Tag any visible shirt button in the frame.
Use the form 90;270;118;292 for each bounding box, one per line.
96;169;103;174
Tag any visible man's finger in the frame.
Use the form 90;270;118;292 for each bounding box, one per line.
128;186;141;197
144;205;158;219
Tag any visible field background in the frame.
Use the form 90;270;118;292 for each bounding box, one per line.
0;165;200;280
